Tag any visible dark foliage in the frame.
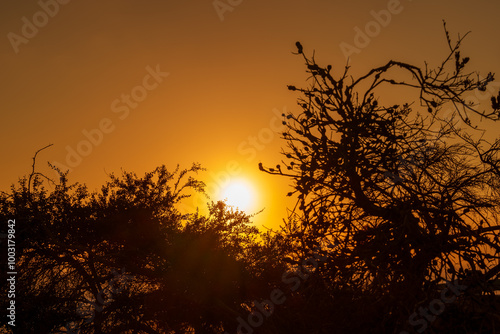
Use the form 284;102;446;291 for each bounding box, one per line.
0;164;289;333
262;24;500;333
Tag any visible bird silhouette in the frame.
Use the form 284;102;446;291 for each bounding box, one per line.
295;41;303;54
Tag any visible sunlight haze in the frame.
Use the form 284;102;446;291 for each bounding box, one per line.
1;0;499;229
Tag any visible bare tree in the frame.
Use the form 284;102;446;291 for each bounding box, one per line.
263;24;500;333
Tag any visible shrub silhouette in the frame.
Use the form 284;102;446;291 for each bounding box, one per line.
0;163;287;333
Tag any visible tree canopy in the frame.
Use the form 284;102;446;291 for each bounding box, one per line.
0;164;291;333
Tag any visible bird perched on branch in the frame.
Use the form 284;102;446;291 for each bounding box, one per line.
295;41;303;54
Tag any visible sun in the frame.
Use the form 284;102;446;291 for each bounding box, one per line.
220;179;254;211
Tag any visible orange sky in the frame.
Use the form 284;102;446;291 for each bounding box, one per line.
1;0;499;228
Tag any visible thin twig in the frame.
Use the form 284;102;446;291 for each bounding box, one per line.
27;144;55;196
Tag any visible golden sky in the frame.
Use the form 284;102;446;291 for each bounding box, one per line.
1;0;499;228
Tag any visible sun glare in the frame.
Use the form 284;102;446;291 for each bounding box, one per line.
220;180;254;211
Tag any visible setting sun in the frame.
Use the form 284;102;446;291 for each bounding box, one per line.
220;179;255;212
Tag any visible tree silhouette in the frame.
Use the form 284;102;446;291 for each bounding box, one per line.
0;163;286;333
262;24;500;333
2;24;500;334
